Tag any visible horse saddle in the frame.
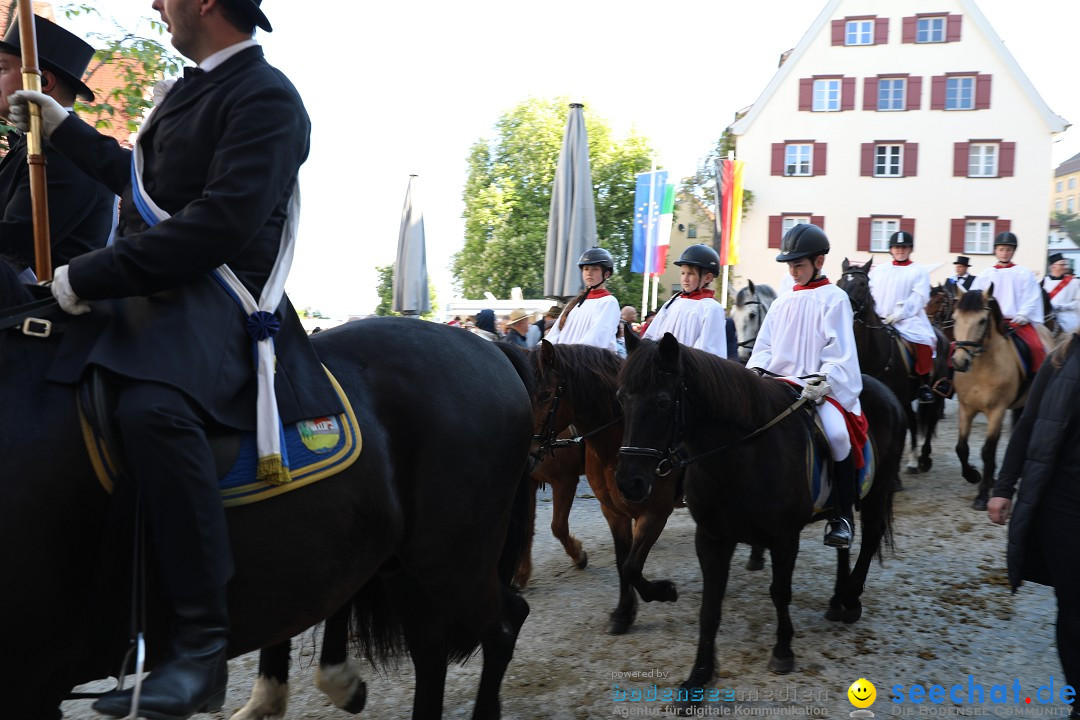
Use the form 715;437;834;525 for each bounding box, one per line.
804;415;875;516
894;337;915;377
78;366;363;507
1005;330;1036;382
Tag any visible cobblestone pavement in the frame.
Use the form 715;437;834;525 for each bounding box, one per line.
63;400;1067;719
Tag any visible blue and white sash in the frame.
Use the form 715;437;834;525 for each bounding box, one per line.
129;116;301;485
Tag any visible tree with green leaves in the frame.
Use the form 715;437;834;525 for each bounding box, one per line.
453;98;656;305
680;127;754;220
1053;211;1080;242
374;264;437;320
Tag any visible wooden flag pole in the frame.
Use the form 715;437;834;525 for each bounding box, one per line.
16;1;52;281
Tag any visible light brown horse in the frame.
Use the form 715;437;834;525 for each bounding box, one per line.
951;285;1051;510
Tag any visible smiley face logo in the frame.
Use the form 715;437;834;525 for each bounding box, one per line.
848;678;876;708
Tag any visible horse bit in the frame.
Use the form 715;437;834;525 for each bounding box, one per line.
952;304;992;359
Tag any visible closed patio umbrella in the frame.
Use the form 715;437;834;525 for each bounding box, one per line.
392;174;430;316
543;103;597;299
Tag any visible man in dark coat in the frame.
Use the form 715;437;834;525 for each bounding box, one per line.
11;0;341;717
947;255;976;291
0;16;113;275
989;334;1080;717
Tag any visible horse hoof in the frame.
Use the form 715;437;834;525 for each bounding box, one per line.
745;557;765;572
972;498;988;511
905;465;918;475
651;580;678;603
918;458;933;473
768;655;795;675
575;551;588;570
607;617;632;635
962;468;982;485
824;607;842;622
842;604;863;624
342;681;368;714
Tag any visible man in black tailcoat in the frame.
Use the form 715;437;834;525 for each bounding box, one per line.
0;16;113;275
11;0;341;717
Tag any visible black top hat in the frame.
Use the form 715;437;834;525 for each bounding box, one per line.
0;15;95;101
954;256;971;267
222;0;273;32
1048;253;1065;265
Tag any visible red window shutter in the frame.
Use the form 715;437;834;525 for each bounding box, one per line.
999;142;1016;177
863;77;879;111
857;217;872;252
841;77;856;111
931;76;946;109
946;14;962;42
832;20;845;45
813;142;827;176
906;76;922;111
860;143;874;177
799;78;813;111
900;218;915;237
954;142;970;177
772;143;785;176
950;219;966;254
995;218;1011;237
769;216;782;249
902;16;916;43
875;18;889;44
810;215;825;231
903;142;918;177
975;74;992;109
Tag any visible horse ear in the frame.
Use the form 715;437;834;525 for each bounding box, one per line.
623;325;642;355
842;258;850;272
747;279;756;294
955;282;966;297
658;333;680;372
539;339;558;372
985;282;994;300
865;256;873;271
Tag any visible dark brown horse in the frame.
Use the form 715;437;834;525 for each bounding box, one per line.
616;334;904;681
926;283;958;341
528;339;680;635
0;262;534;720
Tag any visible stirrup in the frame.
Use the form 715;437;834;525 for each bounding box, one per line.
824;517;853;549
932;377;954;399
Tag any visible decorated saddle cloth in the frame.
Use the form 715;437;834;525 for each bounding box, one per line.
79;367;362;508
804;417;876;515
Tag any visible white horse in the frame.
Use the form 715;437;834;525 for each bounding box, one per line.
731;280;779;362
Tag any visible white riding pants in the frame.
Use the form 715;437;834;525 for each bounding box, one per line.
818;400;851;462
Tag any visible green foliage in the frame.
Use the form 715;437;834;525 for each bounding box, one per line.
453;98;656;306
1054;211;1080;241
374;264;438;319
679;128;755;221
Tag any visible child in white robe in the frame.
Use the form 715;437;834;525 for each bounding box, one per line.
546;247;621;352
644;244;727;358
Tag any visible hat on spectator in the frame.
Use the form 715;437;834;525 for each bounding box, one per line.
507;308;530;324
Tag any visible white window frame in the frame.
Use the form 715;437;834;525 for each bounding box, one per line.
870;219;900;252
968;143;998;178
916;16;946;43
1070;177;1077;190
1057;181;1064;192
965;220;994;254
874;145;903;177
877;78;906;111
1056;199;1063;212
782;216;811;236
812;79;841;112
1069;197;1076;214
945;77;975;110
785;144;813;176
846;20;873;45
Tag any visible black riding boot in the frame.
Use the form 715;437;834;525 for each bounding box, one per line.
824;456;856;549
93;588;229;720
917;374;936;404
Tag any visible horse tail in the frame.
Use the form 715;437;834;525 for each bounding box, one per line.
498;462;533;588
347;573;406;668
861;375;902;560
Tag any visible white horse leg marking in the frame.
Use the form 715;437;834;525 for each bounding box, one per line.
316;660;367;710
232;675;288;720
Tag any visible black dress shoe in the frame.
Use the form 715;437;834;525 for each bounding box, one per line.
824;517;853;549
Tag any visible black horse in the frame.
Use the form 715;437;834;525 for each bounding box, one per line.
0;263;533;720
616;335;904;681
839;258;948;475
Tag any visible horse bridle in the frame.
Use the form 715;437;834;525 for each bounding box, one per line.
841;266;892;332
618;371;809;476
529;367;621;466
736;299;763;350
952;304;992;359
931;285;956;331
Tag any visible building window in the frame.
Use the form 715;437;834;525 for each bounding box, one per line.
916;16;946;43
1058;181;1065;193
813;79;841;111
782;216;810;236
875;145;903;177
878;78;905;111
965;220;994;254
1070;197;1076;214
969;144;998;177
945;77;975;110
870;219;900;252
687;224;697;239
1071;177;1077;190
846;20;873;45
1057;199;1064;212
785;144;813;176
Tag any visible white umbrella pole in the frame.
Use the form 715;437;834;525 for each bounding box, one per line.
651;274;658;311
640;159;656;320
721;266;730;310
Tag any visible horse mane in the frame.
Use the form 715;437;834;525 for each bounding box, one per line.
528;343;623;421
0;258;34;309
956;288;1006;332
620;340;794;431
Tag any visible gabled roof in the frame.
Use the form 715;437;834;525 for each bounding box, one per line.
1055;151;1080;177
730;0;1069;137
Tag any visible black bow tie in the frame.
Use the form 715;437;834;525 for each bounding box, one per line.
183;66;204;80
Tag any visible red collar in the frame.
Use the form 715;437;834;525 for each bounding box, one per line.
681;288;716;300
995;263;1015;269
586;288;612;300
892;260;913;266
793;278;831;291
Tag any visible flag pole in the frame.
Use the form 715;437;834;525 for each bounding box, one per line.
640;158;656;321
16;1;52;281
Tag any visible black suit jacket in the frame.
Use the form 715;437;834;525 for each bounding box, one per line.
0;127;113;272
46;46;340;429
949;274;976;291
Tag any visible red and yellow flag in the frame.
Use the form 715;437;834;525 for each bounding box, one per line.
717;159;745;267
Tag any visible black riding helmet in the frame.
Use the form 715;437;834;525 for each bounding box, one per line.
889;230;914;248
674;244;720;276
775;223;830;263
994;231;1018;248
577;246;614;270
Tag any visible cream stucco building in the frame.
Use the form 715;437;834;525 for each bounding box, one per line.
728;0;1069;288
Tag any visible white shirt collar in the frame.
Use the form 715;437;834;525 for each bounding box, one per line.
199;38;259;73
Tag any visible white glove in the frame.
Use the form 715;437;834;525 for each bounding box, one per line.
48;265;91;315
800;376;831;404
1011;313;1029;326
7;90;69;139
884;313;901;325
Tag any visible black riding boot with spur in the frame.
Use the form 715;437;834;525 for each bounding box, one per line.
824;456;856;549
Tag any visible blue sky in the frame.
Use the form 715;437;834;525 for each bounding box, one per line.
73;0;1080;318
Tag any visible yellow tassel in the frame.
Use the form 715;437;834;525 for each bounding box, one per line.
257;455;292;485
